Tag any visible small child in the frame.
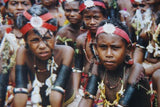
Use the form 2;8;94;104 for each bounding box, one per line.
79;19;151;107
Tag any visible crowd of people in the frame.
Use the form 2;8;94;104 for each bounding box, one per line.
0;0;160;107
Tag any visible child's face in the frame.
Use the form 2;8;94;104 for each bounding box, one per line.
96;33;127;71
83;7;105;33
26;29;55;60
41;0;54;6
132;2;149;13
7;0;32;19
64;1;82;24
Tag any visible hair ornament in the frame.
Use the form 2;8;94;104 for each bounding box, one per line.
65;0;75;2
79;0;106;12
4;0;9;3
84;0;95;8
96;23;131;44
20;11;57;36
103;23;116;34
135;0;142;3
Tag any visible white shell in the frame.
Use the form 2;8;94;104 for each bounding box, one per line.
30;16;43;28
103;23;116;34
84;0;95;8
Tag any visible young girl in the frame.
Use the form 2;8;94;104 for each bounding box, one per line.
74;0;107;95
41;0;67;29
79;19;151;107
13;4;74;107
56;0;84;49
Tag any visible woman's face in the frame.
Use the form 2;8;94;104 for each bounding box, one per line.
96;33;127;71
83;6;105;34
64;1;82;24
132;2;149;13
41;0;55;6
26;29;55;60
7;0;32;19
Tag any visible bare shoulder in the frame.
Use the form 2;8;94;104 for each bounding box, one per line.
16;46;27;65
76;32;87;47
56;24;70;36
54;45;74;66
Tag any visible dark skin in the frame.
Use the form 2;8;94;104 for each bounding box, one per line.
56;1;84;48
41;0;66;28
13;29;74;107
79;33;150;107
56;1;84;95
75;7;105;96
76;6;106;73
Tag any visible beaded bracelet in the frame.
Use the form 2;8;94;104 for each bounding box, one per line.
52;86;65;95
72;68;82;73
83;91;95;100
13;88;28;94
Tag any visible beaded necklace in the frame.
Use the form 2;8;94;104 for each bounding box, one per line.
98;66;126;107
83;31;93;63
31;55;58;106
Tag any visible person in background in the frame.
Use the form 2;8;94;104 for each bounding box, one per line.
73;0;107;105
41;0;67;30
0;0;35;106
14;4;74;107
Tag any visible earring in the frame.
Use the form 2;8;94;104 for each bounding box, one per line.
125;55;133;65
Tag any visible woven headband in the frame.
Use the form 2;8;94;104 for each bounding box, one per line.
79;0;106;12
20;11;57;36
96;23;131;44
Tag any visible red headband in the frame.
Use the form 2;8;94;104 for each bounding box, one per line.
130;0;135;3
4;0;8;3
79;0;106;12
96;23;131;44
20;11;57;36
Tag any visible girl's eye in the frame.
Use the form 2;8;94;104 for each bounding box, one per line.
43;37;52;41
99;44;107;49
30;38;40;42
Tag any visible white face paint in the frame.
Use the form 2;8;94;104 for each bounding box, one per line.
35;27;48;37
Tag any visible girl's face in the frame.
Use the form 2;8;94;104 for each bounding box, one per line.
64;1;82;24
41;0;54;6
7;0;32;19
83;6;105;33
26;29;55;60
132;2;149;13
96;33;127;71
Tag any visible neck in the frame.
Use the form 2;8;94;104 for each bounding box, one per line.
70;22;81;30
106;64;125;78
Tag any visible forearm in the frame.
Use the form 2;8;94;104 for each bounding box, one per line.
145;61;160;76
72;72;81;94
13;94;28;107
78;98;93;107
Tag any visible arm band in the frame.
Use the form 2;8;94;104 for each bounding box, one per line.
119;84;135;106
52;64;72;94
85;75;99;96
13;87;28;94
74;53;83;70
15;65;28;88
